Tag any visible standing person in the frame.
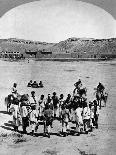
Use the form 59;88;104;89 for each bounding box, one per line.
46;94;53;111
75;104;83;135
65;94;72;109
59;94;65;119
71;96;79;122
52;92;59;118
37;95;45;119
44;104;53;138
10;97;20;131
83;102;91;134
29;91;38;106
60;104;70;137
29;105;38;136
20;102;29;133
93;100;99;129
89;101;95;129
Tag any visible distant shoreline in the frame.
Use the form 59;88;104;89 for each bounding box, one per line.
0;57;114;62
35;58;112;62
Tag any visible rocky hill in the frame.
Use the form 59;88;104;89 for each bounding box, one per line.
0;37;116;58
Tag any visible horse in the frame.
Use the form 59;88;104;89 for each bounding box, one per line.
5;93;29;112
73;87;87;98
95;90;108;109
5;94;14;112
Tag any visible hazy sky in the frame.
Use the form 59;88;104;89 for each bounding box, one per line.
0;0;116;42
0;0;116;19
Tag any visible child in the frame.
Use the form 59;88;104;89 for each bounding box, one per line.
60;104;70;137
10;97;20;131
44;104;53;138
20;102;29;133
29;105;38;135
37;95;45;119
59;94;64;119
93;100;99;129
83;102;91;134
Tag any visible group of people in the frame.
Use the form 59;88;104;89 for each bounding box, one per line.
27;80;44;88
8;80;106;138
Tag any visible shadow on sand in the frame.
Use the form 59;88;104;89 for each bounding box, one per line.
0;111;11;115
1;121;14;132
0;120;61;138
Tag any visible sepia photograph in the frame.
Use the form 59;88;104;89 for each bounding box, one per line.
0;0;116;154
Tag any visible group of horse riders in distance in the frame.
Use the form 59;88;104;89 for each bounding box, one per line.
27;80;44;88
5;80;108;138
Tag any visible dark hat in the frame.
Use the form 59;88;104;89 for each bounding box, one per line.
60;94;64;97
68;94;71;97
13;83;17;87
31;91;35;94
53;92;56;95
76;81;81;86
41;94;44;98
61;104;66;109
93;100;97;106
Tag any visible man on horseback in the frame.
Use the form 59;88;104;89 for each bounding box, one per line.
95;82;106;109
11;83;18;98
73;79;83;97
74;79;82;89
97;82;105;95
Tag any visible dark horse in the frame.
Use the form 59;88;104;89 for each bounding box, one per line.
73;87;87;98
5;94;14;112
95;90;108;109
4;93;29;112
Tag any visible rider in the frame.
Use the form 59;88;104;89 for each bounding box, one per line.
27;80;33;87
11;83;18;97
97;82;105;94
74;79;82;89
73;79;82;97
39;81;44;87
32;81;38;88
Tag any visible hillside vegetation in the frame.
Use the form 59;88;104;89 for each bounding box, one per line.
0;37;116;57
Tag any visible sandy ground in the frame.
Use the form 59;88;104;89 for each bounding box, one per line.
0;59;116;155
